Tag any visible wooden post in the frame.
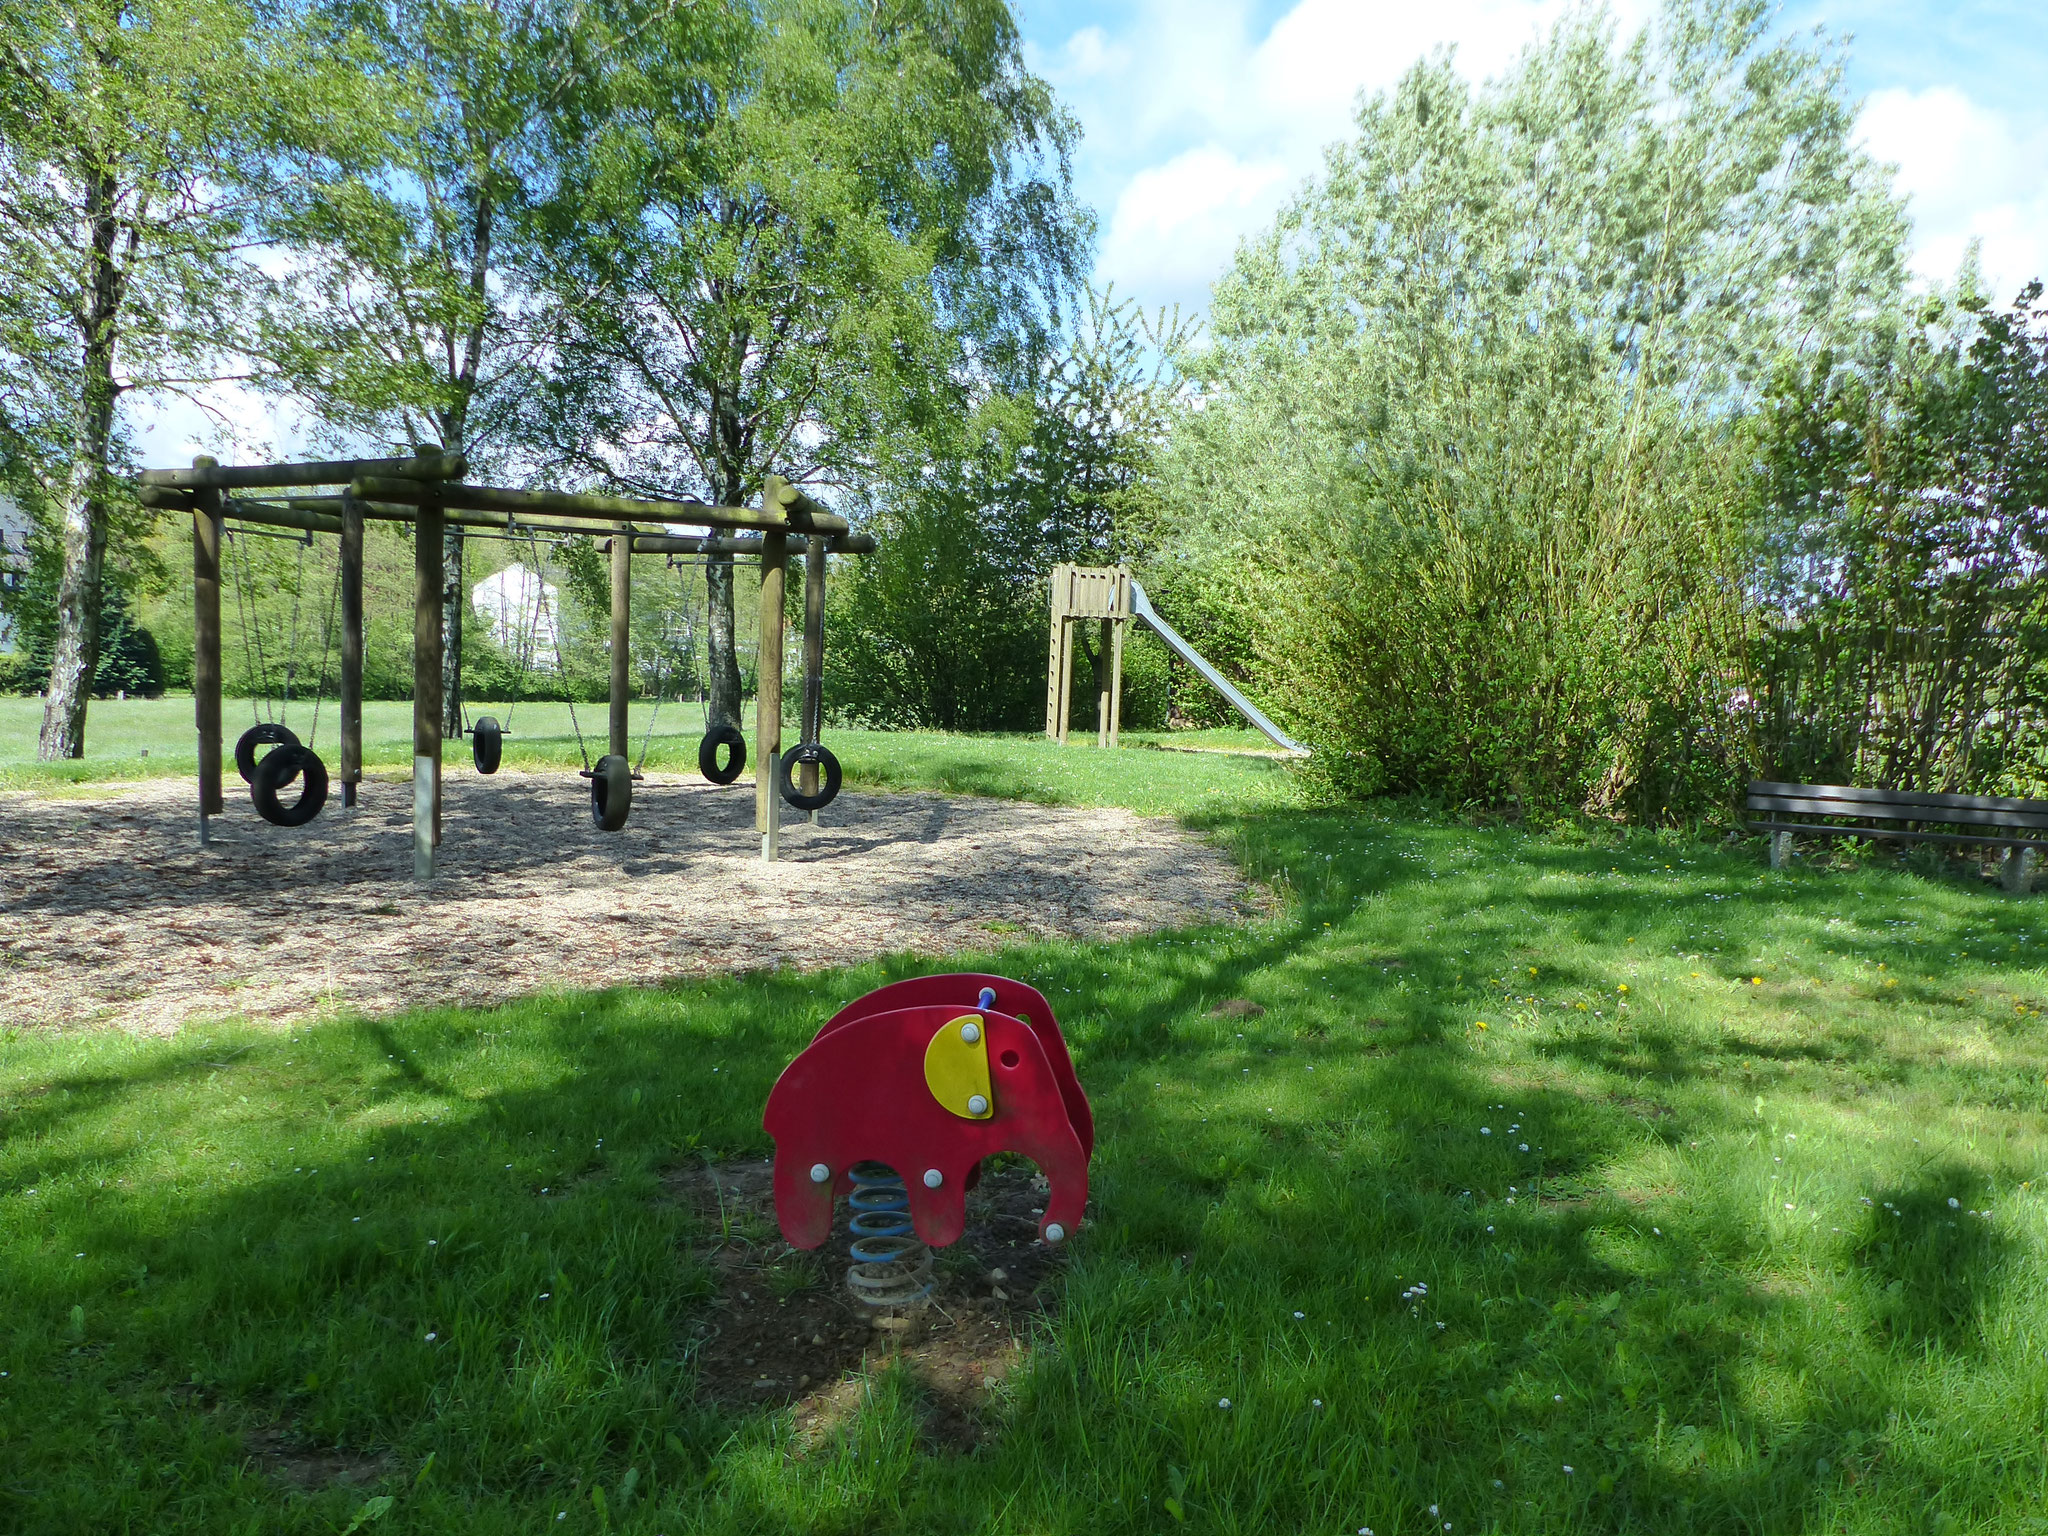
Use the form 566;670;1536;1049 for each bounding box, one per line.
339;491;364;808
801;534;825;822
1046;565;1078;746
1095;618;1115;748
414;499;445;878
609;523;633;761
191;460;224;842
756;477;789;860
1107;612;1126;751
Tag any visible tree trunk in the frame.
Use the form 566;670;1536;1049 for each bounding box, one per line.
705;460;744;731
38;168;123;761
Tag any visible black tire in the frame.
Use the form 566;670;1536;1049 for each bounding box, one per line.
590;753;632;831
778;742;842;812
234;722;299;784
472;715;503;775
251;743;328;827
698;724;747;785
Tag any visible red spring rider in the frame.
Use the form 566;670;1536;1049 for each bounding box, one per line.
762;973;1093;1306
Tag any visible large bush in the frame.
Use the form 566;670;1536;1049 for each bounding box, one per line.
1152;1;1912;817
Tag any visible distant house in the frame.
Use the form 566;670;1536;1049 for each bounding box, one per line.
472;562;560;672
0;494;29;654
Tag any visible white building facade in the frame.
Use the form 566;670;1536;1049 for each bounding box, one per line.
472;562;561;672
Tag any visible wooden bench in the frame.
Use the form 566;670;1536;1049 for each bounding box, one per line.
1746;781;2048;891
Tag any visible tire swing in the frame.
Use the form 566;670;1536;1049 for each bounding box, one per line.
777;740;840;812
590;752;632;830
698;723;746;785
252;742;329;826
517;526;629;831
470;715;504;774
470;541;557;776
777;541;841;814
228;519;338;828
235;720;298;783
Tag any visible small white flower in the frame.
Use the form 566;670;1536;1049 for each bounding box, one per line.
1563;1465;1574;1474
425;1332;437;1341
1554;1394;1563;1402
1520;1144;1529;1152
1312;1398;1323;1408
1481;1127;1492;1136
1218;1398;1231;1409
1948;1197;1961;1209
1429;1505;1439;1516
1293;1311;1305;1319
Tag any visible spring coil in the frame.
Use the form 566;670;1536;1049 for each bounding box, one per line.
845;1162;933;1308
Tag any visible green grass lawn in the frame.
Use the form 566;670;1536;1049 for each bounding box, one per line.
0;696;1292;816
6;730;2048;1532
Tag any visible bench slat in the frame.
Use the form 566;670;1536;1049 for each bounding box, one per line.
1747;820;2044;850
1748;780;2048;816
1746;795;2048;830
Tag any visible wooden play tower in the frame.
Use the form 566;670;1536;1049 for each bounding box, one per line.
1044;563;1131;748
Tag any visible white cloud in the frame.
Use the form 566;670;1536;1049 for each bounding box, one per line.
1858;85;2048;301
1096;147;1295;301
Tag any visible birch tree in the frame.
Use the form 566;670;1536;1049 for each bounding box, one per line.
0;0;321;757
532;0;1086;735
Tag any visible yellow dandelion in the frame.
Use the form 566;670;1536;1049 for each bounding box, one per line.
1617;984;1629;993
1751;977;1762;985
1474;1021;1489;1031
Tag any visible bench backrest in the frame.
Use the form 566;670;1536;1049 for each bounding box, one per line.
1746;781;2048;831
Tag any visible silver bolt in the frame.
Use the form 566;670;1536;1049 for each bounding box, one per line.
1044;1222;1066;1244
960;1021;981;1044
967;1094;989;1115
809;1163;830;1184
923;1168;943;1189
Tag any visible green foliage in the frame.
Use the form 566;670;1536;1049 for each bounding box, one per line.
1748;285;2048;796
1153;0;1911;817
0;0;358;754
826;485;1046;730
6;519;164;696
260;0;558;466
831;289;1188;731
531;0;1088;506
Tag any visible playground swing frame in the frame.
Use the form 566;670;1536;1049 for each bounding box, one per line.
142;453;874;878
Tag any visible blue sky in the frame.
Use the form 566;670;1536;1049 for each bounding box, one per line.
134;1;2048;464
1017;0;2048;320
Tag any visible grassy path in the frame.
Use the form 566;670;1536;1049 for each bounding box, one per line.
4;741;2048;1532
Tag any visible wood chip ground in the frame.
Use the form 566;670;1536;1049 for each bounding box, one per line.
0;771;1256;1034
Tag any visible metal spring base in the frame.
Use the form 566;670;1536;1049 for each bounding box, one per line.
846;1162;933;1308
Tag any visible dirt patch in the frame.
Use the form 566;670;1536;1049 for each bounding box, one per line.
671;1156;1067;1452
241;1427;392;1491
1207;998;1264;1019
0;772;1259;1034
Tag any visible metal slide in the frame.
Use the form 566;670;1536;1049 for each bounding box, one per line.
1128;580;1309;756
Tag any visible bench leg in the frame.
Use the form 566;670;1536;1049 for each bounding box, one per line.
2001;845;2037;894
1769;831;1793;870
